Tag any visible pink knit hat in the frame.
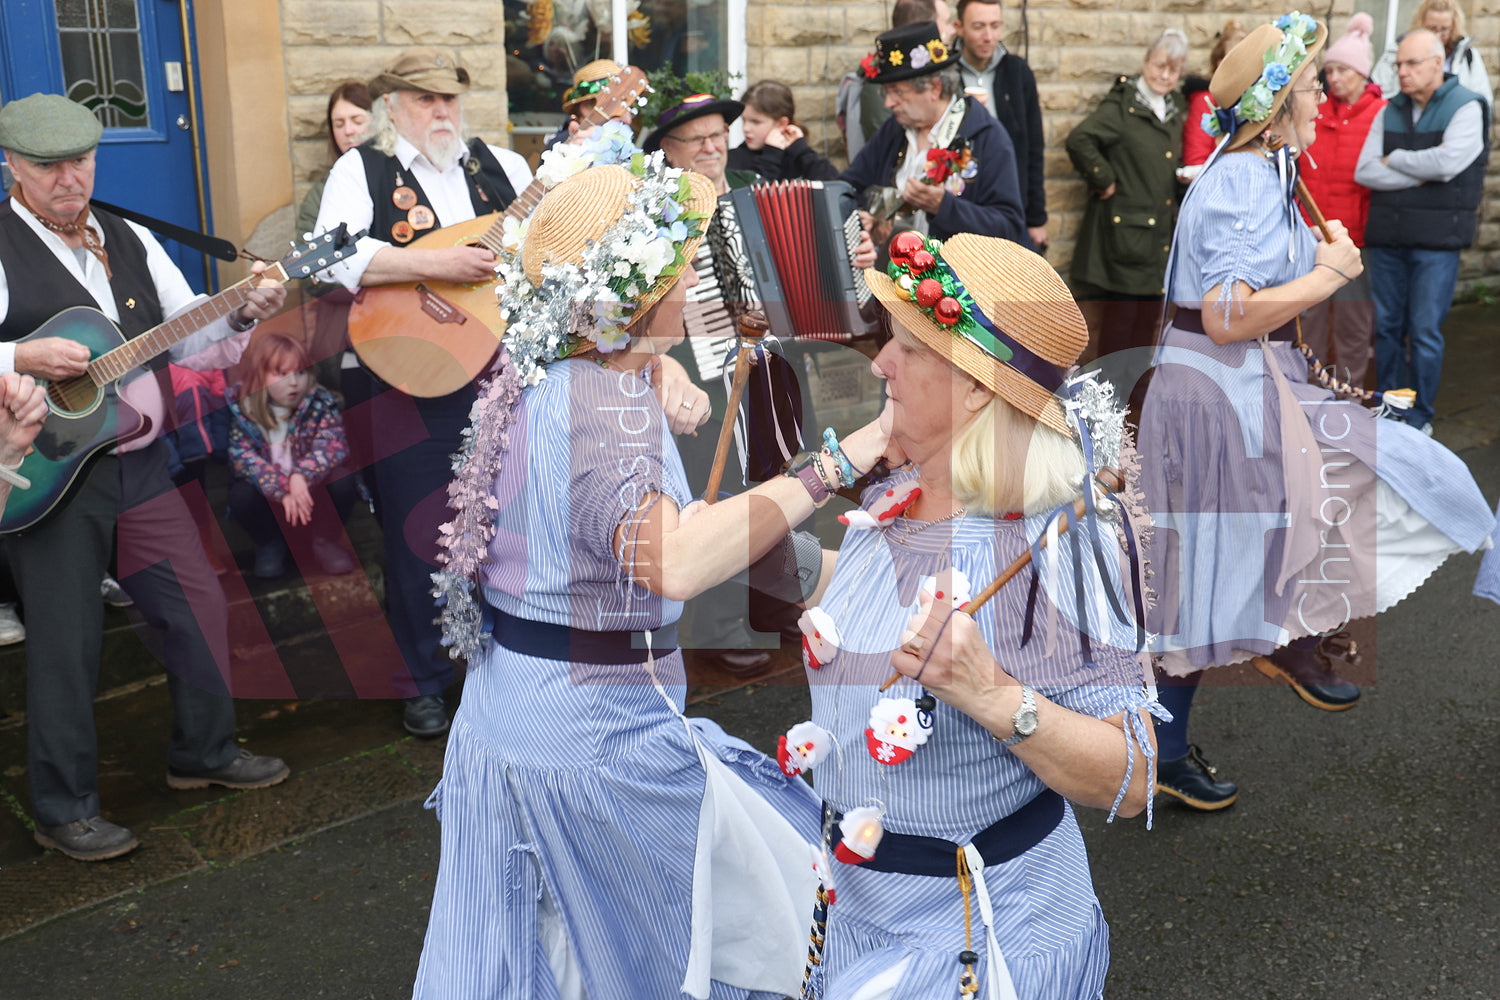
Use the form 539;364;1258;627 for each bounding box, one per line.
1323;12;1374;77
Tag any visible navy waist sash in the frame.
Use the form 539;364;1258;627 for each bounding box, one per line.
489;605;679;665
1172;307;1297;342
828;788;1065;877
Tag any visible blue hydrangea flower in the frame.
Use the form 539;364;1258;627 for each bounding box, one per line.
1262;62;1291;89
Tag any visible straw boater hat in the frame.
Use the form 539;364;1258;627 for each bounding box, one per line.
521;163;717;328
1206;12;1327;151
369;47;471;97
562;59;623;111
865;232;1088;435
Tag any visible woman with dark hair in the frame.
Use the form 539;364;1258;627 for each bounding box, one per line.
295;81;373;239
727;79;841;181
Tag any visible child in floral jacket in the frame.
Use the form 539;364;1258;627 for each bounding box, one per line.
226;330;361;578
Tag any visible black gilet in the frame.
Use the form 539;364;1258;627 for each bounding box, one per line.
355;138;519;245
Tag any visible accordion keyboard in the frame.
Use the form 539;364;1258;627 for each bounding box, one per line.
683;246;737;382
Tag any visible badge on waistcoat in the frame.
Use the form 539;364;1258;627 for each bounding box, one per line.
392;186;418;211
391;220;415;243
408;205;435;231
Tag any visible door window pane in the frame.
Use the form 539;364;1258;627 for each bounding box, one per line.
54;0;149;128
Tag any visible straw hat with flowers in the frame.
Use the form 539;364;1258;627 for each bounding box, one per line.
1201;12;1327;151
866;231;1089;435
494;157;716;385
562;59;624;110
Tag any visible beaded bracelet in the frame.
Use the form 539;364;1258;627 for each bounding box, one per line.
821;428;857;488
813;449;841;495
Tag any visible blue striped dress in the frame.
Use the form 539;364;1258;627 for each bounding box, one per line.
413;359;822;999
1139;151;1494;673
805;479;1159;1000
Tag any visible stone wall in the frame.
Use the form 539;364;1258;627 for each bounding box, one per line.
278;0;511;220
746;0;1500;290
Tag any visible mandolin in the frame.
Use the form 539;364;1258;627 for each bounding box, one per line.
346;66;652;398
0;226;363;535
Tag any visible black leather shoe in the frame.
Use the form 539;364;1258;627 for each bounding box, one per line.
34;816;139;861
167;748;290;790
1253;639;1361;712
1156;745;1239;811
404;694;450;737
711;649;774;679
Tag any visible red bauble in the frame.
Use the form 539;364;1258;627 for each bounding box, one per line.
934;296;962;325
909;249;936;273
889;231;925;266
914;277;943;307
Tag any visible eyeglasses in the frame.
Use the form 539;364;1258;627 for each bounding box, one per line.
1395;55;1441;71
662;127;729;149
1293;82;1326;103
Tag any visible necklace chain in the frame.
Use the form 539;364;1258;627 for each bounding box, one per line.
893;505;967;546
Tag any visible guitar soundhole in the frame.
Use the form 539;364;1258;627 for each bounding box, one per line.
48;376;100;415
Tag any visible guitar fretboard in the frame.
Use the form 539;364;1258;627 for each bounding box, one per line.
87;267;285;384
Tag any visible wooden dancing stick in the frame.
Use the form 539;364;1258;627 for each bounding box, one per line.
703;311;769;505
877;467;1126;693
1294;177;1334;244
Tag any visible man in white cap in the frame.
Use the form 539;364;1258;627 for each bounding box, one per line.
0;92;288;861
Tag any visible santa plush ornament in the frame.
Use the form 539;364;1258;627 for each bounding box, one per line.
838;482;921;529
865;696;934;765
919;566;973;609
798;605;842;670
833;804;885;865
809;843;838;903
777;721;834;777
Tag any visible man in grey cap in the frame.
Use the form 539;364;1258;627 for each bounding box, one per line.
0;92;289;861
312;47;534;738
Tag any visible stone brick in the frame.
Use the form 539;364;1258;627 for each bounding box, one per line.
281;0;380;46
292;138;333;184
1037;83;1082;112
289;95;331;143
1046;112;1086;146
459;45;509;91
382;2;504;46
845;2;892;37
1063;0;1114;10
460;90;512;141
1057;47;1138;83
1477;222;1500;250
757;47;813;86
766;8;841;47
1039;10;1098;47
285;46;403;96
1047;178;1089;212
1095;13;1157;50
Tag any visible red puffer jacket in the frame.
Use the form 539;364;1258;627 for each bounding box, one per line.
1299;81;1385;247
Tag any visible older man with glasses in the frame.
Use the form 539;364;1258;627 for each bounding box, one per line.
1355;28;1490;434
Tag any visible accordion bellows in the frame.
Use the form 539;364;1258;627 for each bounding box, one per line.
864;234;1089;435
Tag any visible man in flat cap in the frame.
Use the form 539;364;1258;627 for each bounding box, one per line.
312;47;534;739
0;92;288;861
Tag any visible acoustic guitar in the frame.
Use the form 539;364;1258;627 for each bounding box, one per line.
346;66;653;398
0;226;362;535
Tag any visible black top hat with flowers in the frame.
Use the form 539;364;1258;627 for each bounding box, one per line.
859;21;959;85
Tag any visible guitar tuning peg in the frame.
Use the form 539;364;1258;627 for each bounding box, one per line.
303;232;315;241
317;258;328;267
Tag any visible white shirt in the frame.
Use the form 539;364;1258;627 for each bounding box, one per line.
894;96;966;234
0;199;250;451
312;135;534;290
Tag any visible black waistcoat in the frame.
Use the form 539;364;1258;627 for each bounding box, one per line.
355;138;519;245
0;199;164;342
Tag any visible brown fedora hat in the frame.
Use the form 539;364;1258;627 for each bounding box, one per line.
1206;13;1327;151
865;233;1088;435
370;47;471;97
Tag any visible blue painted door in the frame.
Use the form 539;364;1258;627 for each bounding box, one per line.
0;0;212;292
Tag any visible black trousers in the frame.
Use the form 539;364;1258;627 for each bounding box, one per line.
363;366;471;695
7;440;237;826
226;472;358;548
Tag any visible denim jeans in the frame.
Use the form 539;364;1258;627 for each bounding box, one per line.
1366;246;1460;428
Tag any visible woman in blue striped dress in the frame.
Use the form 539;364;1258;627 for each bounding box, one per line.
413;160;895;998
1139;13;1494;809
795;232;1164;1000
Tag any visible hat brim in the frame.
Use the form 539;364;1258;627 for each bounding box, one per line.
642;100;744;153
868;51;961;85
1223;23;1327;151
369;70;471;98
863;243;1079;436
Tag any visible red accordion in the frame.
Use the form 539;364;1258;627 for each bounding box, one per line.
730;180;880;342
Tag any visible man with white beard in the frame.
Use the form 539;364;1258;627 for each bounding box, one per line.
313;48;533;738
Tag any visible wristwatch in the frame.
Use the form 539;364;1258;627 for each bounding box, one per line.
999;686;1038;747
786;451;832;507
